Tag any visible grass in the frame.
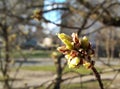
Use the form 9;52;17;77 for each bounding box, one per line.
61;80;108;89
21;65;102;75
14;50;51;58
21;65;56;71
1;50;51;58
0;75;13;81
37;80;108;89
64;66;94;74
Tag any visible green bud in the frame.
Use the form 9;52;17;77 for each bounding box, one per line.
57;33;72;42
65;54;72;60
68;57;80;68
62;39;73;49
83;61;91;69
68;63;76;68
81;36;89;48
71;57;80;65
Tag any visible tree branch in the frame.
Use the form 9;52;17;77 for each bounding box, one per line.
92;67;104;89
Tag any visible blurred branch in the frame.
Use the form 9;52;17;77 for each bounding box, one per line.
77;11;91;36
107;2;120;8
0;45;4;75
92;67;104;89
43;17;81;29
10;48;28;88
43;7;69;13
27;3;67;9
62;67;120;82
78;0;120;27
81;26;106;36
105;71;120;89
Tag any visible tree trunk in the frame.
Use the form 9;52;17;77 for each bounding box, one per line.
106;38;110;64
53;54;64;89
95;40;99;60
2;26;11;89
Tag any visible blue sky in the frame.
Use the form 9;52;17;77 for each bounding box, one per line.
43;0;66;23
42;0;66;35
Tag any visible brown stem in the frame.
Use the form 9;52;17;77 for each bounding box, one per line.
92;67;104;89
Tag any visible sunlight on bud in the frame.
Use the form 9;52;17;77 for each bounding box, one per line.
68;57;80;68
65;54;72;60
83;61;91;69
62;39;73;50
68;63;76;68
57;33;72;42
71;57;80;65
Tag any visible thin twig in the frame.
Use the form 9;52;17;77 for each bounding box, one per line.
105;71;120;89
92;67;104;89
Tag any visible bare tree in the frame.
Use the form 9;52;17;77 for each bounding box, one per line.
0;0;120;89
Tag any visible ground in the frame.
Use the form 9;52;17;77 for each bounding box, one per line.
0;58;120;89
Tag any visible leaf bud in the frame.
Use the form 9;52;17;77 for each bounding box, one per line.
68;57;80;68
83;61;91;69
65;54;72;60
62;39;73;50
81;36;89;49
57;33;72;42
57;46;70;54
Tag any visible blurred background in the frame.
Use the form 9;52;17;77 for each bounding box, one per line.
0;0;120;89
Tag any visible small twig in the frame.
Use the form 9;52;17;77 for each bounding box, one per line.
92;67;104;89
105;70;120;89
10;49;28;87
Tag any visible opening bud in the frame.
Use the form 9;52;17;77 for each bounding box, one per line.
62;39;73;50
57;33;72;42
68;57;80;68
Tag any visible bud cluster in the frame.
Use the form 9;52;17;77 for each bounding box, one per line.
57;33;95;69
